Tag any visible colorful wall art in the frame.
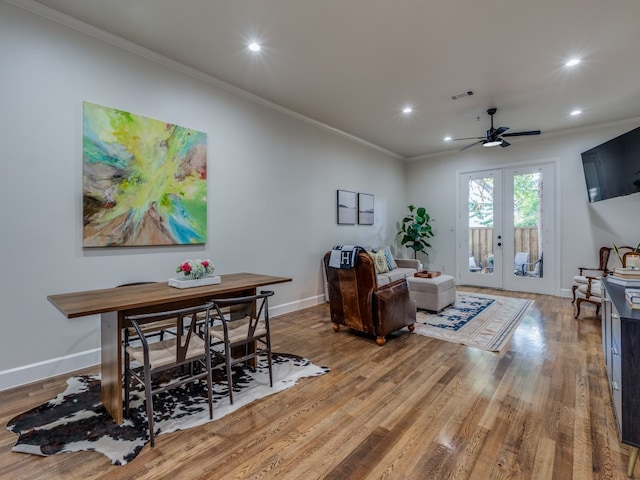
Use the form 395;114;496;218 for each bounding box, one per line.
82;102;207;247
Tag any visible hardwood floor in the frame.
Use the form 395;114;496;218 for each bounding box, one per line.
0;288;632;479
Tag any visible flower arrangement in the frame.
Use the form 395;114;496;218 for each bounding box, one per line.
176;259;215;279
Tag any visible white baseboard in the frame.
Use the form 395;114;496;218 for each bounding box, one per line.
270;294;326;317
558;288;573;299
0;348;100;392
0;296;326;392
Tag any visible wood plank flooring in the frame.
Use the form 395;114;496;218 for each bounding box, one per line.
0;288;633;479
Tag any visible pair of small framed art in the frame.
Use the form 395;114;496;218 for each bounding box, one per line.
337;190;374;225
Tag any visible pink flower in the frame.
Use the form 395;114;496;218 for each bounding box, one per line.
201;260;209;268
181;262;191;273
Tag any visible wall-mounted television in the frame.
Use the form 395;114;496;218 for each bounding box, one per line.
581;126;640;203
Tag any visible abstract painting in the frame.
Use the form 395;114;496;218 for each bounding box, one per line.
82;102;207;246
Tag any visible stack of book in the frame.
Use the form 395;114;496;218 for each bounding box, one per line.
625;288;640;309
608;268;640;287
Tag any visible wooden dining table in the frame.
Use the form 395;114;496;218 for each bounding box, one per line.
47;272;292;423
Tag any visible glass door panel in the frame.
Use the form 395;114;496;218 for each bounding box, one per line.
460;170;503;289
512;172;543;278
504;164;555;294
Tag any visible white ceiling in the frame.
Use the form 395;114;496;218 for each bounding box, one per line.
21;0;640;158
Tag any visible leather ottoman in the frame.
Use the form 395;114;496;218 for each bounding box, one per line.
407;274;456;312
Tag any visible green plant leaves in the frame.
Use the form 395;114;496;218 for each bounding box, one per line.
397;205;434;258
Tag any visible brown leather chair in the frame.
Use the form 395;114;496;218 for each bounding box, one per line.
323;251;416;345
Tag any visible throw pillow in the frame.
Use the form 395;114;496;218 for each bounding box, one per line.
368;250;389;274
380;246;397;271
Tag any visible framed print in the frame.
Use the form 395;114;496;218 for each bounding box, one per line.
358;193;374;225
337;190;357;224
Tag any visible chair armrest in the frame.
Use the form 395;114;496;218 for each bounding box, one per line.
583;276;602;298
374;279;416;336
395;258;422;271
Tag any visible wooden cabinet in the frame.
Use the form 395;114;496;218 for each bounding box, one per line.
602;279;640;477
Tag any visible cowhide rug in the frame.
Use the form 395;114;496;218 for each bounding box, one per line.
7;353;329;465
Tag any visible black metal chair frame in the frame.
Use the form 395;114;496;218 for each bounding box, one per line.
208;291;274;404
123;302;214;447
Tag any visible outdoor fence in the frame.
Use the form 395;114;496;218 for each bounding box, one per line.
469;227;540;271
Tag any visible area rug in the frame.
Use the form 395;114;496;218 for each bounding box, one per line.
414;292;533;352
7;353;329;465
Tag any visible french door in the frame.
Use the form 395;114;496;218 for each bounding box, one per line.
458;163;555;295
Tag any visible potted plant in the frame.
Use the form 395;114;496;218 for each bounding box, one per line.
397;205;434;259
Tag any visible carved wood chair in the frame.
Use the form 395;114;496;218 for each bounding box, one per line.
572;246;636;303
574;276;602;319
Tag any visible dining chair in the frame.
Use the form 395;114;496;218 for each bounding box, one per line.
118;283;175;344
124;302;214;447
207;291;274;404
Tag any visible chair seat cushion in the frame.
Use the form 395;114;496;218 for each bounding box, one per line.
126;335;206;369
209;318;267;342
376;267;418;286
577;282;602;298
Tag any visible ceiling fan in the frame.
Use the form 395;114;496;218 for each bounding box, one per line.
451;107;541;151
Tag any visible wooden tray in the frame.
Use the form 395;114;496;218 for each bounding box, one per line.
414;271;441;278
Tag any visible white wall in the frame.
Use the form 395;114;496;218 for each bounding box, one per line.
405;120;640;296
0;2;408;389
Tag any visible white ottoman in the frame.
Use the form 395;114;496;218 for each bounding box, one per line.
407;274;456;312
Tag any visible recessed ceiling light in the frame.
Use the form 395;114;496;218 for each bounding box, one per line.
248;42;261;52
444;136;452;141
402;107;413;114
565;58;581;67
570;109;582;116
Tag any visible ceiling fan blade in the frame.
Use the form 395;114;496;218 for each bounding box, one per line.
450;136;485;141
459;140;485;151
500;139;511;148
502;130;541;137
492;126;509;137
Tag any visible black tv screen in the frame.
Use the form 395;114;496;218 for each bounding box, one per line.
581;126;640;202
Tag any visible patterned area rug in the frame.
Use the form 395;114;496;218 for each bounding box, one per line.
7;353;328;465
414;292;533;352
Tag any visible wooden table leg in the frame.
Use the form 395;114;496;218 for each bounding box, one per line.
101;311;124;424
628;447;639;478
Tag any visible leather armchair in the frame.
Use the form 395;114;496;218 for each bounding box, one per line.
323;251;416;345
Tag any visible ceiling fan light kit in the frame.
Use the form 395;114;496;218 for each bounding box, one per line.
452;108;541;151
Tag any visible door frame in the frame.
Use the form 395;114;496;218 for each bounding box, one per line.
456;160;558;295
